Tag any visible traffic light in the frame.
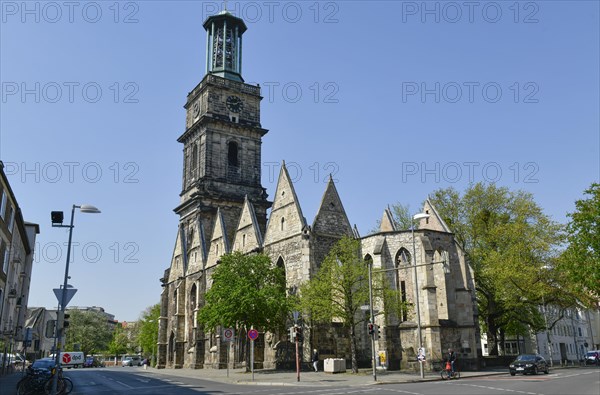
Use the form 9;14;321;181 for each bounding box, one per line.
289;326;296;342
368;323;374;335
45;320;56;338
51;211;64;225
57;311;70;330
296;327;303;343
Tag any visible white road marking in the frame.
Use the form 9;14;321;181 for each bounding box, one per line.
115;380;134;388
455;383;542;395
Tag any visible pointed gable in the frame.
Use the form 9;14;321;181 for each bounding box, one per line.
233;196;263;253
379;207;397;232
312;176;353;237
263;161;307;245
186;216;209;274
168;230;185;281
207;208;230;268
419;198;452;232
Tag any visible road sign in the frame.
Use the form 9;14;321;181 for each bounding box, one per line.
223;328;234;342
53;288;77;307
248;329;259;341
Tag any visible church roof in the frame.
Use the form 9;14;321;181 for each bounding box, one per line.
263;161;307;245
312;175;353;237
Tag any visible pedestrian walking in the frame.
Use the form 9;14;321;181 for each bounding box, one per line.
142;357;148;370
312;349;319;372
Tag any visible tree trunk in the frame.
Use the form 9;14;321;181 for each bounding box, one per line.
486;318;499;356
349;324;358;373
499;329;506;356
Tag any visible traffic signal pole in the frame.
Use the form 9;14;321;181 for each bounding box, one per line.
295;325;300;382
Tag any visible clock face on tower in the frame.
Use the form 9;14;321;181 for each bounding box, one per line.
192;100;201;118
226;95;244;113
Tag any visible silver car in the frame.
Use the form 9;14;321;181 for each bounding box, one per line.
121;356;141;367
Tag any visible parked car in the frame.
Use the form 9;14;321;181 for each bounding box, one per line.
0;352;29;368
584;350;599;365
84;356;105;368
121;356;141;367
509;354;549;375
30;357;58;373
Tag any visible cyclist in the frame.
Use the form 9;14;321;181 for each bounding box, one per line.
445;348;457;377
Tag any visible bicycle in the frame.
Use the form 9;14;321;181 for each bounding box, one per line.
16;366;68;395
440;361;460;380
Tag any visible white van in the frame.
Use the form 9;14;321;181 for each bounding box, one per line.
50;351;85;368
0;353;28;368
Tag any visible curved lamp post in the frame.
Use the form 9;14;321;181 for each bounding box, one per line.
412;212;430;379
50;204;100;395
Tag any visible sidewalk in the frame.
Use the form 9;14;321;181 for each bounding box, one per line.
139;365;510;387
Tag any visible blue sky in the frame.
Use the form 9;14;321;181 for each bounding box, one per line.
1;1;598;322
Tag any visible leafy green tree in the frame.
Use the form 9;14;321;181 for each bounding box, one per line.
108;324;129;361
137;304;160;365
197;252;291;368
429;183;571;355
559;183;600;301
298;236;404;373
64;309;112;356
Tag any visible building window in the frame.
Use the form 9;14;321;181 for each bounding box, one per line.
395;248;411;266
242;234;246;247
400;281;407;321
191;144;198;176
1;239;8;274
0;191;6;219
280;217;285;231
228;141;239;167
190;284;197;310
7;204;14;231
174;290;178;313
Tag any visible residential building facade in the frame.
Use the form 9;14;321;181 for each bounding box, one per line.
0;161;39;372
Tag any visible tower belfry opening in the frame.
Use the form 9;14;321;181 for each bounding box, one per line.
204;10;246;82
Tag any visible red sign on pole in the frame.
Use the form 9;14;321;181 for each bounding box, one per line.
248;329;259;341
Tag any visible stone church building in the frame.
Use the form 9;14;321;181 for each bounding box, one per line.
157;11;480;371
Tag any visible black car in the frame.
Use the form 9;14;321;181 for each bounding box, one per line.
30;358;57;374
509;354;549;375
585;350;599;365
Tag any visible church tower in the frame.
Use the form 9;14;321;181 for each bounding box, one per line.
176;10;271;245
159;10;271;370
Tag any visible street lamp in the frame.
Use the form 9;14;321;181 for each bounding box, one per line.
412;212;429;379
366;256;376;382
50;204;100;395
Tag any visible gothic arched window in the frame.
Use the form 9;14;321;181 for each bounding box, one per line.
191;144;198;171
190;283;197;310
395;248;411;266
228;141;239;167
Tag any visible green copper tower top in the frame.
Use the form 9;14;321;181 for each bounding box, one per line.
203;10;247;82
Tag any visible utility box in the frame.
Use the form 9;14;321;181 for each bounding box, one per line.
324;358;346;373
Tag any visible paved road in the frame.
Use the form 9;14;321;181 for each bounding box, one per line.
2;365;598;394
380;369;600;395
69;366;600;395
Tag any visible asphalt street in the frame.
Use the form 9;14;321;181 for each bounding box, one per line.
1;365;598;395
